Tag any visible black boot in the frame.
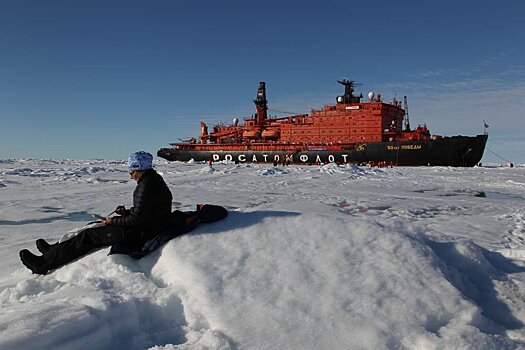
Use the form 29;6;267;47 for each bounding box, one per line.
36;238;53;254
19;249;49;275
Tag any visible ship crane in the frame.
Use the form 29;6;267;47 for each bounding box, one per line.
403;96;411;131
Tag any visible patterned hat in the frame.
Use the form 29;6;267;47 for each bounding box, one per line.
127;151;153;170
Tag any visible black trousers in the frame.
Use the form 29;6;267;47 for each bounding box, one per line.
43;225;144;270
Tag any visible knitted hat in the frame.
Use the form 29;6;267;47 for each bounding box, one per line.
127;151;153;170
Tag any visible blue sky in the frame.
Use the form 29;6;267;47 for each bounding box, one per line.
1;0;524;163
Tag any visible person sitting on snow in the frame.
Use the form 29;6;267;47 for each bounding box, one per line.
19;151;173;275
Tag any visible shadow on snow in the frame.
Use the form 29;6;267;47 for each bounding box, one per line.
427;239;525;333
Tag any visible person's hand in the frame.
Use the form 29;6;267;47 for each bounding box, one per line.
102;217;112;225
115;205;126;216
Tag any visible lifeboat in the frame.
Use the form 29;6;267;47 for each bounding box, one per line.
261;129;280;139
243;130;260;139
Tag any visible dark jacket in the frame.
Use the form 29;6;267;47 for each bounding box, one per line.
111;169;172;236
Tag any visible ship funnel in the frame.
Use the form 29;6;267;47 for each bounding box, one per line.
254;81;268;126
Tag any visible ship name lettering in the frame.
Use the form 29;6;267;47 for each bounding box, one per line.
387;144;422;150
263;154;268;162
316;155;322;163
274;155;280;162
299;155;309;162
342;154;348;162
212;154;220;161
252;155;258;162
238;154;246;162
225;154;233;161
328;155;335;163
400;144;422;150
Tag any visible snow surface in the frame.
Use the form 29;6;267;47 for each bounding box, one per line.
1;159;525;349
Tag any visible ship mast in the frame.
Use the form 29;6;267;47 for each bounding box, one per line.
254;82;268;126
337;79;363;103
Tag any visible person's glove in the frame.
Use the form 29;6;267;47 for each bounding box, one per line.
115;205;126;216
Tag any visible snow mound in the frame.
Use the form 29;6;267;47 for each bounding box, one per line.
317;163;383;176
147;213;524;349
255;167;291;176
